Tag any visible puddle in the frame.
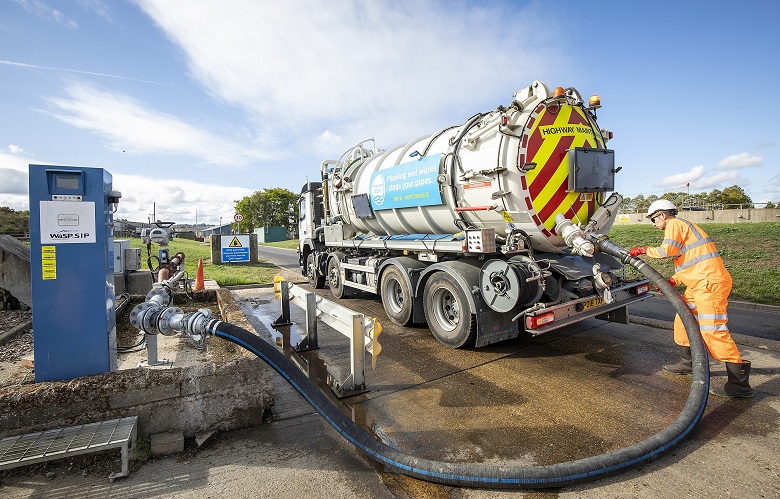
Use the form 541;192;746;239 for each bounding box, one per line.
252;305;356;418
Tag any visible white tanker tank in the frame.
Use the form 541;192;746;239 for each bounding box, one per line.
323;80;621;255
299;80;649;349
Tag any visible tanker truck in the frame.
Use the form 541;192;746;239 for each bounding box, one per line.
298;80;650;348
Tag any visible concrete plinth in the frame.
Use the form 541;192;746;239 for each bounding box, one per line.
114;270;154;295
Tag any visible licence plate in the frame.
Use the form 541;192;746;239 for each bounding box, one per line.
582;296;605;310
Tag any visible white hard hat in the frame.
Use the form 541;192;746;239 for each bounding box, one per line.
646;199;678;218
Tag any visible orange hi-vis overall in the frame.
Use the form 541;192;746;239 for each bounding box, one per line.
646;218;742;363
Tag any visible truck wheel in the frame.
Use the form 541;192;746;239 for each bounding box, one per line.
306;253;325;289
381;266;413;326
327;256;347;299
423;273;476;348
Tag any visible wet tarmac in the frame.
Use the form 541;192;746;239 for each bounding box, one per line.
232;281;780;496
2;274;777;497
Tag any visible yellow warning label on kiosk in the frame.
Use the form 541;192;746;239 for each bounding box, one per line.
42;246;56;279
229;237;243;247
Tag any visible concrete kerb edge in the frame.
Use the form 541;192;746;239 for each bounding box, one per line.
729;300;780;314
629;316;780;353
0;319;33;346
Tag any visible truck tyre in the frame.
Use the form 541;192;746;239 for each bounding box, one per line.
327;256;347;299
306;252;325;289
423;272;476;348
381;266;413;326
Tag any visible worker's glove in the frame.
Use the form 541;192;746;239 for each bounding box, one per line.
629;246;648;257
653;278;678;294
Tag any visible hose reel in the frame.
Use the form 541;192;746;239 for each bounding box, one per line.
479;257;545;313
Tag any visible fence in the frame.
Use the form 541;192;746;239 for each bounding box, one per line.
616;207;780;225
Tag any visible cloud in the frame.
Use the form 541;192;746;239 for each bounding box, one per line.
0;169;28;195
12;0;78;29
77;0;111;22
314;130;343;154
0;152;37;210
7;145;24;154
655;165;706;188
135;1;562;153
0;151;254;222
113;174;254;224
715;152;763;170
655;164;746;191
0;59;171;86
45;81;273;166
689;170;742;190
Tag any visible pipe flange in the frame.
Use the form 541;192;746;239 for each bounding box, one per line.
129;302;158;334
145;286;172;307
157;306;183;336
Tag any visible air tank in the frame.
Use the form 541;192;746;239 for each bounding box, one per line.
325;81;616;253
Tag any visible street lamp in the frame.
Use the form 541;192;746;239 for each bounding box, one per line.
687;183;691;210
219;217;222;235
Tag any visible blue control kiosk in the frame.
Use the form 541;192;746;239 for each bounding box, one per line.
29;164;120;382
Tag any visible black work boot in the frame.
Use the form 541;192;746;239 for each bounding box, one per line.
710;361;754;398
662;346;692;375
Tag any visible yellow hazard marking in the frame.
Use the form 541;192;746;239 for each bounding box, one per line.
538;124;596;138
526;105;605;230
229;236;243;247
273;275;285;300
371;318;382;368
42;246;57;279
501;211;513;222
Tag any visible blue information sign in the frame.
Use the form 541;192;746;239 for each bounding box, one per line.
222;247;250;262
370;153;443;211
221;235;250;263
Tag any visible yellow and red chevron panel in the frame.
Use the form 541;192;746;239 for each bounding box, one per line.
519;103;605;236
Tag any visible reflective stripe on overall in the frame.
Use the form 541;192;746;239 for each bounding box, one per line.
673;280;742;362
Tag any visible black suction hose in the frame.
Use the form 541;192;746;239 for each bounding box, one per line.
206;236;709;488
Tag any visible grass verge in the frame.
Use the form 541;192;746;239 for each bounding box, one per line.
127;222;779;306
127;238;284;287
608;222;780;306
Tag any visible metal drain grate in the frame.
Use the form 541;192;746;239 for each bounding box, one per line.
0;416;138;480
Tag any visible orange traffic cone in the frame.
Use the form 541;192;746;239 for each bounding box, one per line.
194;258;205;291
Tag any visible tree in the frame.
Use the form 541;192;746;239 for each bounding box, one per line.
766;201;776;209
626;194;646;213
234;188;299;238
720;185;753;208
0;207;29;236
660;191;688;210
706;189;723;208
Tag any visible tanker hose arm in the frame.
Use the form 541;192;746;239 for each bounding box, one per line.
449;112;484;146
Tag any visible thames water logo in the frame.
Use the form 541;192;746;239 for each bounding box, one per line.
371;174;385;206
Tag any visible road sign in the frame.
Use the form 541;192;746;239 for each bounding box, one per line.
234;213;244;222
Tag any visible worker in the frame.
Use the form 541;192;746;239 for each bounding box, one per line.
629;200;753;398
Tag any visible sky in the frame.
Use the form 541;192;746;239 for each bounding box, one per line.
1;0;778;226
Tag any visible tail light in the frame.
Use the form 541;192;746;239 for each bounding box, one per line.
633;284;650;295
526;312;555;330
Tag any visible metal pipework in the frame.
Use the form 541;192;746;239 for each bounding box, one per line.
158;251;185;284
554;213;595;257
128;287;218;349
